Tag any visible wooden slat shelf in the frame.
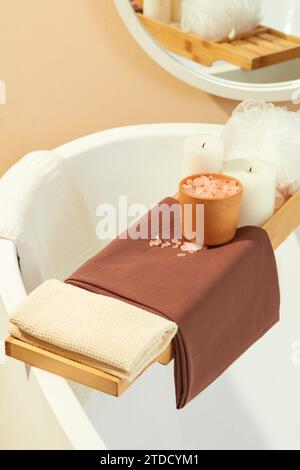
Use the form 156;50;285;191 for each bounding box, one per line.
5;189;300;396
138;13;300;70
5;336;174;397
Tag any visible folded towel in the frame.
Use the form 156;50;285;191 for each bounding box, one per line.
9;279;177;381
67;198;280;409
0;151;99;293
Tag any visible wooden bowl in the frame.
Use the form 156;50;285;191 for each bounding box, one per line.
179;173;244;246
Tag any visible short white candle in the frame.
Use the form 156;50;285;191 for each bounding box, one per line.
222;159;277;227
183;134;224;177
143;0;172;23
171;0;182;22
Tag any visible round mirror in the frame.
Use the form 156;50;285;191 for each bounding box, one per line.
115;0;300;101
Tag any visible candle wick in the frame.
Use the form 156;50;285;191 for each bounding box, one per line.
249;167;253;173
202;142;206;149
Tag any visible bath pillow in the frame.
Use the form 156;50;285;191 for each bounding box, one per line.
0;151;100;293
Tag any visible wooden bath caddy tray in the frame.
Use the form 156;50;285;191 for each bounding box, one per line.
138;13;300;70
5;189;300;396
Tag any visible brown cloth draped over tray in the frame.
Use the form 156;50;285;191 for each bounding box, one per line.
66;198;280;409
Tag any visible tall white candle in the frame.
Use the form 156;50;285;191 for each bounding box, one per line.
223;159;277;227
171;0;182;22
183;134;224;177
143;0;172;23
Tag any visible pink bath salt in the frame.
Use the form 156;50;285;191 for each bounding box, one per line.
181;242;203;253
183;175;240;199
193;176;211;187
161;241;172;249
192;177;202;187
149;237;162;247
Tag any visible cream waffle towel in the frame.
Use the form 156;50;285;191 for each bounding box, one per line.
9;280;178;381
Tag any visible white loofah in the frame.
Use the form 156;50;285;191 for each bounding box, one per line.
181;0;262;41
223;100;300;196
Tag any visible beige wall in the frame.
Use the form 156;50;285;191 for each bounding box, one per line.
0;0;295;175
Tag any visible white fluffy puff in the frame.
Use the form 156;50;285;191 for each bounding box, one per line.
181;0;262;41
223;100;300;196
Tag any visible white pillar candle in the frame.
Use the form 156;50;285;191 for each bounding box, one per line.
222;159;277;227
171;0;182;22
143;0;172;23
183;134;224;177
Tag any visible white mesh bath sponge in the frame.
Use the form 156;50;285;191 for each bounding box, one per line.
181;0;262;41
223;100;300;196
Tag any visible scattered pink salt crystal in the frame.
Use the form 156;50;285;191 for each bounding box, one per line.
180;242;203;253
161;241;172;248
150;237;207;256
171;239;182;248
149;237;162;247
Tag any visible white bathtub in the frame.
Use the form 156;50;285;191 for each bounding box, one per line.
1;123;300;450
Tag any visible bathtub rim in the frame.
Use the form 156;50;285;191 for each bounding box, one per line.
55;122;223;159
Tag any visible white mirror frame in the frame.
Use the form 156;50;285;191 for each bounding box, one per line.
115;0;300;102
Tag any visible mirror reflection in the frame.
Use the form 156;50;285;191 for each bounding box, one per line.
130;0;300;85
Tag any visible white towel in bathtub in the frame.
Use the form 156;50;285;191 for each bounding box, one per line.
0;151;99;293
9;280;178;381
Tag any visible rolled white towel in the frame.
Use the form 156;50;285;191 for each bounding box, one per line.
9;280;178;381
0;151;100;293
